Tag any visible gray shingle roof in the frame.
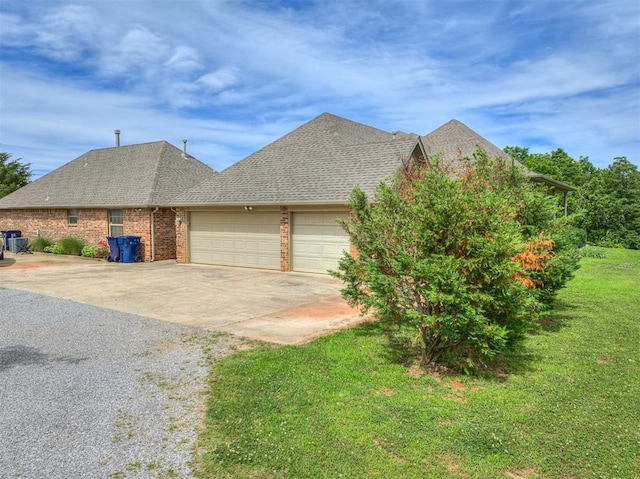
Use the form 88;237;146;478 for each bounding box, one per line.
0;141;217;209
175;112;418;205
420;120;576;191
421;119;514;164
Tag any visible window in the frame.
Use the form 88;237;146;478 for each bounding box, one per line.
67;209;78;225
108;209;123;236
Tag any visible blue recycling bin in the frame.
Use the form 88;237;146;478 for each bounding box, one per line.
117;235;141;263
2;230;21;250
106;236;120;262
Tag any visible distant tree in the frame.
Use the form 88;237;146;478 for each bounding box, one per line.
504;146;640;249
578;157;640;249
0;152;31;198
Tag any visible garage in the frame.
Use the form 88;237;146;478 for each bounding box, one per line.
189;211;280;269
291;212;350;274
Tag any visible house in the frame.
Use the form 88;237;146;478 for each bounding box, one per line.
171;112;575;274
1;113;573;271
0;138;217;261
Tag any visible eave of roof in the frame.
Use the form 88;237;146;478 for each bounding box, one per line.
526;173;577;192
0;141;217;209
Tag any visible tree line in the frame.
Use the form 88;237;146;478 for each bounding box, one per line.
505;147;640;249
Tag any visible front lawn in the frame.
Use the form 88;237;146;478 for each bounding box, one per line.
194;248;640;478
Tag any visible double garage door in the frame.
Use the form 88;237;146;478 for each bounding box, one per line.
189;211;281;270
189;211;349;273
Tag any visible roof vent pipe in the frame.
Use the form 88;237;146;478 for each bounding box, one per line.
183;139;188;154
392;130;398;140
114;130;121;146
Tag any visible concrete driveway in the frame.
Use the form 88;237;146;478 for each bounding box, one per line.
0;252;365;344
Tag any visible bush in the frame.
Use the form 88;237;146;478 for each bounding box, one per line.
333;151;580;370
44;243;65;254
29;236;53;252
81;241;110;259
81;245;98;258
52;236;85;256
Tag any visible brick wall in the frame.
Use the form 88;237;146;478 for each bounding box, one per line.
174;208;188;264
152;208;177;261
280;206;289;271
0;208;110;245
0;207;177;262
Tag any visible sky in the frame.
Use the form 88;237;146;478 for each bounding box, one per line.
1;0;639;179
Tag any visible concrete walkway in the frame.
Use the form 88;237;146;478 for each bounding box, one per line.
0;252;366;344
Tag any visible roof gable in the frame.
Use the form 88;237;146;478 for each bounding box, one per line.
420;119;513;164
0;141;217;209
175;113;418;205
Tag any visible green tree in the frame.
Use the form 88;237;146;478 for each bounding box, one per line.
333;152;577;369
504;146;594;216
0;152;31;198
578;157;640;249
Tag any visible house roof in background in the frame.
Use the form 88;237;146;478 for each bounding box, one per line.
421;119;513;163
174;112;418;205
420;120;576;192
0;141;217;209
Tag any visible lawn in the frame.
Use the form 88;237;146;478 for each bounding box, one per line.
194;248;640;479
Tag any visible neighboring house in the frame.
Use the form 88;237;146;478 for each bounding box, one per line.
0;139;217;261
172;112;574;274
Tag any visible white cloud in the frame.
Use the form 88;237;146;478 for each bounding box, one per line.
102;24;169;77
0;0;637;175
197;67;238;93
165;46;203;73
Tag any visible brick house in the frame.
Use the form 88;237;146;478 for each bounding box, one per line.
172;113;575;274
0;140;217;261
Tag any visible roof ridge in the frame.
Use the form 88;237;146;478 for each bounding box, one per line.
147;141;167;205
86;139;170;155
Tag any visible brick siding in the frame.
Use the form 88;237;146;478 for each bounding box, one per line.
280;206;289;271
174;208;188;264
0;208;177;262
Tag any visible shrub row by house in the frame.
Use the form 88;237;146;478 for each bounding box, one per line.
30;235;109;259
333;152;581;371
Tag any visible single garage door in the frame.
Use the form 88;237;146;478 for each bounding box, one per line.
189;211;280;269
292;212;350;274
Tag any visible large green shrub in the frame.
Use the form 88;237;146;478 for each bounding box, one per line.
333;152;580;369
55;236;85;256
29;236;53;252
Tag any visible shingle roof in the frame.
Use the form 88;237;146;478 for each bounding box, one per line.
175;112;418;205
420;120;576;191
421;119;513;164
0;141;217;209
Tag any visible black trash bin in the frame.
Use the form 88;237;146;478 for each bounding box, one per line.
118;236;141;263
106;236;120;262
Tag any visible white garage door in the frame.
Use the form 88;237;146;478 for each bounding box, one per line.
189;211;280;269
292;212;350;274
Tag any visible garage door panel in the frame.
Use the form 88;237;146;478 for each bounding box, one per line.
190;212;280;269
292;212;349;274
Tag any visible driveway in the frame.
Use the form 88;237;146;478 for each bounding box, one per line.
1;288;236;478
0;253;364;344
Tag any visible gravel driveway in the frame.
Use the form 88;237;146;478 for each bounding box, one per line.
0;289;237;478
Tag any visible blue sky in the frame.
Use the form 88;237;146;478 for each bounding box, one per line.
1;0;638;179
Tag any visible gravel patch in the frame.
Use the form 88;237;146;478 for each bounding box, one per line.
0;288;238;478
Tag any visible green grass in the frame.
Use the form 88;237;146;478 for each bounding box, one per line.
194;249;640;479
